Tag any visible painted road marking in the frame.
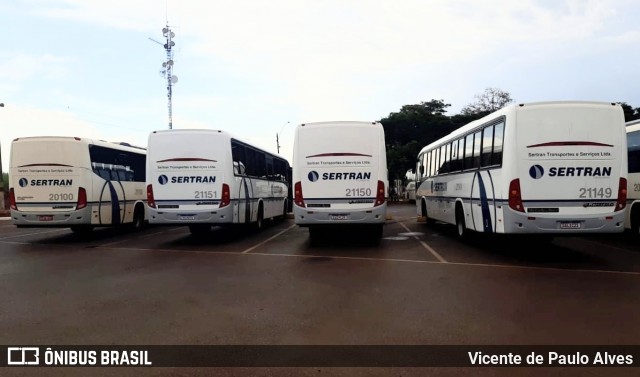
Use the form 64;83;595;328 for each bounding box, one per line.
241;224;296;254
92;244;640;276
0;228;69;240
398;222;447;263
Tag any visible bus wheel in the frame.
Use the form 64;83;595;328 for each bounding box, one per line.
422;199;435;225
130;204;145;231
189;224;211;236
255;205;264;231
373;224;383;238
455;206;467;239
632;206;640;237
71;225;93;235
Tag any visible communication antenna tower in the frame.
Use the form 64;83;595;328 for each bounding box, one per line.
149;25;177;129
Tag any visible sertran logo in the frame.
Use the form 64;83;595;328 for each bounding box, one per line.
19;178;28;187
308;171;319;182
529;165;544;179
158;175;169;185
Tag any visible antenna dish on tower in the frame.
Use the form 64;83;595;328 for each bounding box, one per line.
149;23;177;130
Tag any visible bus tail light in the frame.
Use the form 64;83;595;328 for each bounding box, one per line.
147;184;156;208
374;180;386;207
508;179;525;213
294;181;305;207
616;177;627;211
220;184;231;208
9;188;17;210
76;187;87;210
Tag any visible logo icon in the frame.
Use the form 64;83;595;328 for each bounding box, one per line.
158;175;169;185
308;171;319;182
7;347;40;365
529;165;544;179
19;178;28;187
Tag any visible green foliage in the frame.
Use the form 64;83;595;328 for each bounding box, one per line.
620;102;640;122
461;87;514;115
2;172;6;189
380;99;485;181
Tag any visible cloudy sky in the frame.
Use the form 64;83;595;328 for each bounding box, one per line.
2;0;639;171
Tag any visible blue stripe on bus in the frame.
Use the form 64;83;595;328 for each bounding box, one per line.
475;172;493;233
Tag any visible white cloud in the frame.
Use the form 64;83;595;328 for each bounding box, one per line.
0;53;70;81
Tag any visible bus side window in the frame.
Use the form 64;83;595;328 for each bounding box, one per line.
472;131;482;168
492;122;504;166
463;133;474;170
481;124;494;167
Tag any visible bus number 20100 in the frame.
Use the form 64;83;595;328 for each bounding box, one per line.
49;193;74;201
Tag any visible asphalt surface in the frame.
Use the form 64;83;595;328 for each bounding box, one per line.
1;203;639;376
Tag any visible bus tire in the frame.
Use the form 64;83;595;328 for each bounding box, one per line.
71;225;93;234
455;204;468;239
373;224;383;238
422;199;435;225
280;200;287;221
631;205;640;237
254;204;264;231
189;224;211;236
130;204;145;231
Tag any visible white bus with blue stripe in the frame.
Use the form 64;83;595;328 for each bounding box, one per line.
292;121;388;238
146;129;290;234
415;101;628;238
625;119;640;235
9;137;147;233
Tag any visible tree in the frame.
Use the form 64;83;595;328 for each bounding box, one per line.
461;87;514;116
380;100;459;180
620;102;640;122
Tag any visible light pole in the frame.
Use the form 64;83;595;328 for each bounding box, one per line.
276;121;290;154
0;102;4;210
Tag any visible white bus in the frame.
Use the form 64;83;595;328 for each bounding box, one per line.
146;129;290;234
292;121;388;238
9;137;147;233
625;119;640;235
415;101;628;238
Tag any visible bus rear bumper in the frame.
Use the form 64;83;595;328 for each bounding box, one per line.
10;208;92;227
148;206;234;225
503;210;626;233
293;204;387;226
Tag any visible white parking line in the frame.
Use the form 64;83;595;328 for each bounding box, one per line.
398;222;447;263
569;237;637;255
93;244;640;276
241;224;296;254
98;230;170;247
0;228;69;240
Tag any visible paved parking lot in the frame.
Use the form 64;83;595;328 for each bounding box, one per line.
1;203;639;376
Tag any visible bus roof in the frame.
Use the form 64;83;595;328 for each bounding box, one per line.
626;119;640;132
418;101;621;155
150;128;290;165
12;136;146;154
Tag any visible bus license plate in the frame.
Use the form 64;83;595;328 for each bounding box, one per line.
559;222;581;229
330;214;350;221
38;215;54;221
178;215;196;221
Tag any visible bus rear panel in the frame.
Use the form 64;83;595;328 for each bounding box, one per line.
146;130;232;224
293;121;387;226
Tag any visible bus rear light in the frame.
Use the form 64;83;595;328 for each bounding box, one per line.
508;179;525;213
615;177;627;211
9;188;17;210
374;180;386;207
294;181;305;207
220;184;230;208
147;184;156;208
76;187;87;210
